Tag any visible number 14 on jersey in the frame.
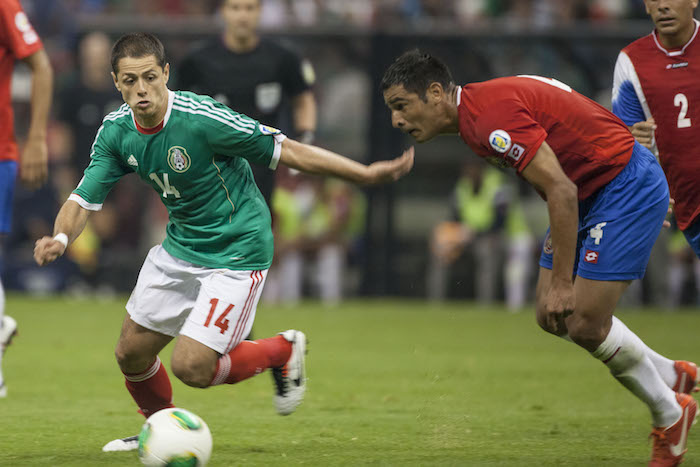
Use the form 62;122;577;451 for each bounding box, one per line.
149;173;181;198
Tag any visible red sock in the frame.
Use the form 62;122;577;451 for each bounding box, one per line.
209;335;292;386
123;357;174;418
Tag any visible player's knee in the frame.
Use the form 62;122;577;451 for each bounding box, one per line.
534;301;556;335
566;316;608;352
171;357;213;388
114;345;151;374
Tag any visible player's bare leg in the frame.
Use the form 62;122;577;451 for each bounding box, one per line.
170;335;219;388
103;315;175;453
537;267;698;394
539;272;692;464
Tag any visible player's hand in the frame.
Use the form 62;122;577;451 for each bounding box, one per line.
663;198;675;229
542;281;575;335
33;236;66;266
629;118;656;149
19;137;49;190
365;146;414;184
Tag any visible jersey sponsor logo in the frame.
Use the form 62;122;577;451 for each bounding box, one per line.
543;231;553;254
255;82;282;113
507;144;524;161
167;146;191;173
127;155;139;167
14;12;38;44
489;130;512;154
666;62;689;69
584;250;599;264
259;124;281;136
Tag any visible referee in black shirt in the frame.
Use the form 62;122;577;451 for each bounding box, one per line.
177;0;317;207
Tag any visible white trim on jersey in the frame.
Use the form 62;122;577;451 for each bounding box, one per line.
172;103;255;135
174;94;256;133
163;90;175;128
103;104;131;123
175;94;256;130
456;86;461;106
652;19;699;56
612;52;657;155
613;52;652;119
269;134;286;170
68;193;103;211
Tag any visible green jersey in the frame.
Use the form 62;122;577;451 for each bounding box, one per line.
71;90;283;270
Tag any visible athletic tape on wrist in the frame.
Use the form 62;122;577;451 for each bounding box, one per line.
53;233;69;248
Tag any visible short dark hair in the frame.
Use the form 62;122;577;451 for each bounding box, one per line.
111;33;166;74
381;49;454;100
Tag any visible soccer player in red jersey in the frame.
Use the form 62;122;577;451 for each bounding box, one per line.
613;0;700;260
382;50;697;466
0;0;52;398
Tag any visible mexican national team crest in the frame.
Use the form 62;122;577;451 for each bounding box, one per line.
167;146;191;173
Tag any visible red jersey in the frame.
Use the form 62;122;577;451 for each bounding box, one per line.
613;21;700;230
458;76;635;200
0;0;42;162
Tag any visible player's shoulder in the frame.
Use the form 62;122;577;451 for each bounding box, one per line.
622;33;656;57
173;90;227;113
99;103;132;130
172;91;256;131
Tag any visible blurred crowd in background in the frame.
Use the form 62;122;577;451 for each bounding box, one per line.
3;0;699;309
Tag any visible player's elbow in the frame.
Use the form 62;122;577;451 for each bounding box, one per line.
551;178;578;205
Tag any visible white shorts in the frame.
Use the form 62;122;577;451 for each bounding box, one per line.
126;245;268;354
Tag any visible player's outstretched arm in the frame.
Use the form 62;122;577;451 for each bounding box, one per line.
34;200;91;266
279;138;414;185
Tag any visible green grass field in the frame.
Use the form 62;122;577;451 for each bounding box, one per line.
0;295;698;466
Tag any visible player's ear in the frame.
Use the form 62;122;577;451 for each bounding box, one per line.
427;82;445;103
111;72;120;92
163;63;170;84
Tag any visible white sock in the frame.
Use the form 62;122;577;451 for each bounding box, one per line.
560;316;678;390
592;317;680;427
611;317;677;389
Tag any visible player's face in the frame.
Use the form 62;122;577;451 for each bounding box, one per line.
221;0;261;39
112;55;170;126
645;0;698;36
383;84;443;143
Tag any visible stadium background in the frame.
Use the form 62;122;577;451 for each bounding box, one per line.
4;0;699;304
3;2;700;466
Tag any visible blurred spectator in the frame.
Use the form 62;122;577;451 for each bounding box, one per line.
427;161;508;303
177;0;317;207
265;170;365;305
427;161;535;309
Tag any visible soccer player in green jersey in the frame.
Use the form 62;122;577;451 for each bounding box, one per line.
33;33;413;452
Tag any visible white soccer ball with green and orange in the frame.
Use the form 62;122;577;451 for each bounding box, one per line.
138;408;212;466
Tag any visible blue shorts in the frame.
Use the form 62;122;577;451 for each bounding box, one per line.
539;142;669;281
683;217;700;258
0;160;18;234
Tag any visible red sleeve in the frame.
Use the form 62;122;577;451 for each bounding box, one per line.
473;100;547;173
0;0;42;60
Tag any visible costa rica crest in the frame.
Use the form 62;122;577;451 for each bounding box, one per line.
167;146;191;173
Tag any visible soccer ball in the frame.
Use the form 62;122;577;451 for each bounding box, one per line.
138;408;213;466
